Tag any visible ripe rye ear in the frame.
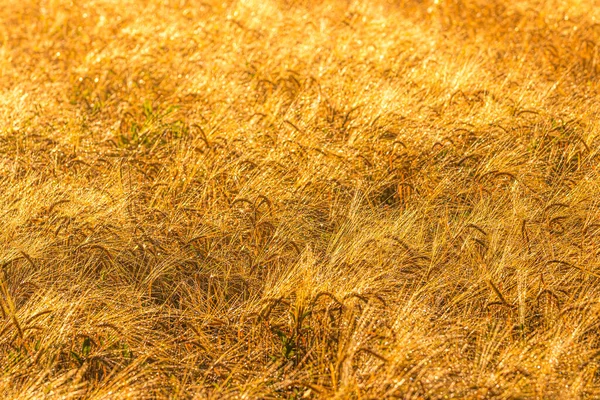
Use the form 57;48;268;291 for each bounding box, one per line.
486;280;515;309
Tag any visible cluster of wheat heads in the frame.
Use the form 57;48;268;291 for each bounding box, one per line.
1;0;600;398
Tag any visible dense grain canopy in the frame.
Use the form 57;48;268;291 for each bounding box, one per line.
1;0;600;398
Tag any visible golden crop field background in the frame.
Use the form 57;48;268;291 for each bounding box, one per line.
1;0;600;398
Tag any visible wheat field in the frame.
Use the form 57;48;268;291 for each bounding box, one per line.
1;0;600;398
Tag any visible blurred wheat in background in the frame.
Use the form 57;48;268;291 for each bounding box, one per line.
1;0;600;398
